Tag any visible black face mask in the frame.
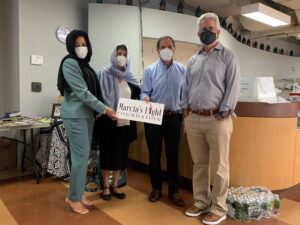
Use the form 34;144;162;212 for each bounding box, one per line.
199;29;217;45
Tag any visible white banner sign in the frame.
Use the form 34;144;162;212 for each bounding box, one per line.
116;98;165;125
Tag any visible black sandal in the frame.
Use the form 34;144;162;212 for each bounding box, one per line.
101;187;112;201
110;186;126;199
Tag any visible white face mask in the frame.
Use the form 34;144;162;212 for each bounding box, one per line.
116;55;127;67
75;47;88;59
159;48;173;61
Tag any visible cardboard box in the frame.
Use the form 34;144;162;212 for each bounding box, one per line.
0;138;17;171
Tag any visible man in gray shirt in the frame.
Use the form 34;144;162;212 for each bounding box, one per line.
181;12;240;225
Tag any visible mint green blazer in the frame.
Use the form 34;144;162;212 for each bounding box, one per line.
61;58;105;119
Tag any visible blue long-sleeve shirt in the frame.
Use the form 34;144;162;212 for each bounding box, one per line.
140;60;186;111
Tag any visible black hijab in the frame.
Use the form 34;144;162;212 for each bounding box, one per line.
57;30;102;102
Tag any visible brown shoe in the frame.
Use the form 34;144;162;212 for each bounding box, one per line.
168;193;185;206
202;213;226;225
185;205;209;217
149;189;162;202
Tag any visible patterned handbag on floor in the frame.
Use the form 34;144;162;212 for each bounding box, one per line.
36;119;70;177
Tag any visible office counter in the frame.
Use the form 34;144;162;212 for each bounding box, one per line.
128;102;300;190
230;102;299;190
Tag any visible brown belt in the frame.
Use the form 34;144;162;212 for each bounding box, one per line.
164;110;181;116
189;108;219;116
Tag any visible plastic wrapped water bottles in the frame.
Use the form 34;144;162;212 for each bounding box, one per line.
226;186;280;221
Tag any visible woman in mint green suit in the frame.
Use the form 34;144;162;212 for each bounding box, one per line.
57;30;117;214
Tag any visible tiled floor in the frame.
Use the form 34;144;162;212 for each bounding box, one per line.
0;168;300;225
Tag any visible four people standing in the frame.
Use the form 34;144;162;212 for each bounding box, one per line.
58;12;240;224
181;13;240;225
141;36;186;207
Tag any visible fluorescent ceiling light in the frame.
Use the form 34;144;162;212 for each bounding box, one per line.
241;3;291;27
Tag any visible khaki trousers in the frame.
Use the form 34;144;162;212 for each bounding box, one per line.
185;113;233;216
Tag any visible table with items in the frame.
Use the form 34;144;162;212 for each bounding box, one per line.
0;117;51;183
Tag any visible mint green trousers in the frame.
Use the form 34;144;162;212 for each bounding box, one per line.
63;118;94;201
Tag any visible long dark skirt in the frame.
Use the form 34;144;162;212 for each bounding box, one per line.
94;116;130;171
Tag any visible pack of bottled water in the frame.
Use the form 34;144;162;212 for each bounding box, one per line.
226;186;280;221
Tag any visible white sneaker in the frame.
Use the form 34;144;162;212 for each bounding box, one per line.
202;214;226;225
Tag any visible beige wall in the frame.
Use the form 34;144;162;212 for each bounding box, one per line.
18;0;89;116
88;3;142;77
1;0;19;115
0;0;90;117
